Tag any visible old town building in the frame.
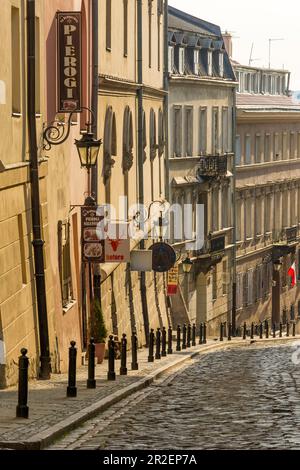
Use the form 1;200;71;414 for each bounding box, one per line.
230;42;300;327
167;6;237;334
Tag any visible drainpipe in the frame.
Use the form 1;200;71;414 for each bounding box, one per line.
91;0;99;202
163;0;169;202
231;85;237;335
137;0;150;345
27;0;51;379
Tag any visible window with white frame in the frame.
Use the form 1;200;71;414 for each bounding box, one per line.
193;49;200;75
212;107;219;154
222;185;229;229
236;135;241;165
185;106;193;156
255;134;261;163
245;197;252;239
236;198;242;241
207;50;212;76
265;193;272;233
282;132;288;159
199;107;207;155
173;106;182;157
212;186;219;232
178;47;185;74
222;107;228;153
245;135;251;164
255;197;262;235
219;52;224;77
264;133;271;162
290;132;295;159
168;46;174;73
274;133;281;160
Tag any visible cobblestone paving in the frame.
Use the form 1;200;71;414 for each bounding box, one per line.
48;343;300;450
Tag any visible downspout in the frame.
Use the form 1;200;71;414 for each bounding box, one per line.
163;0;169;202
231;85;237;335
137;0;150;345
27;0;51;379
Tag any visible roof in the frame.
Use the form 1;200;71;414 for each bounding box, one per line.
168;6;221;37
237;93;300;110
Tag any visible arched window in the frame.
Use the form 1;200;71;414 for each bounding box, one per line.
150;109;157;161
158;108;165;157
122;106;133;173
103;106;117;183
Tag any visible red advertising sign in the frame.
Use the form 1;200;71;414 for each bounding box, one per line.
57;12;82;113
167;266;179;296
81;207;104;263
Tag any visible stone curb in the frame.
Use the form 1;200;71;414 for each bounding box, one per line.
0;335;298;450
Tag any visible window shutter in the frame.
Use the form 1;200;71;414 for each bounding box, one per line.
243;272;248;307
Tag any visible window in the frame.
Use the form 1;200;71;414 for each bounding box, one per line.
236;273;243;310
212;107;219;154
222;260;227;295
236;198;242;242
58;220;73;308
199;107;207;155
247;269;254;305
106;0;112;50
245;197;252;239
219;52;224;78
222;185;229;229
255;134;261;163
264;133;271;162
174;106;182;157
123;0;128;57
11;6;21;114
150;109;157;160
158;108;165;157
122;106;133;173
148;0;152;67
236;135;241;165
290;132;295;159
268;75;272;94
222;107;228;153
282;132;288;159
277;76;281;94
265;193;272;233
185;107;193;156
168;46;174;73
255;198;262;235
178;47;185;74
103;106;117;184
245;135;251;164
274;133;281;160
282;191;288;228
193;49;200;75
157;0;163;71
212;266;217;301
207;50;212;76
212;186;219;232
290;189;296;226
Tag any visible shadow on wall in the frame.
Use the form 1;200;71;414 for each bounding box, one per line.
0;309;6;389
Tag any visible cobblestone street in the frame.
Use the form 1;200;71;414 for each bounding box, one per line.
48;343;300;450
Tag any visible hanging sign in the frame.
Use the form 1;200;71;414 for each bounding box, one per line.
81;206;105;263
167;266;179;295
105;223;130;263
57;12;82;112
130;250;153;272
150;242;176;273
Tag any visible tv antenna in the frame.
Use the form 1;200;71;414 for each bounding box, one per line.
269;38;284;69
248;43;261;66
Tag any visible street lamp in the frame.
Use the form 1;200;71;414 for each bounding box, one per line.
182;255;193;274
75;131;102;170
273;259;282;272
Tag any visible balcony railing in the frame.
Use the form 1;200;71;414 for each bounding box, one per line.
197;155;228;177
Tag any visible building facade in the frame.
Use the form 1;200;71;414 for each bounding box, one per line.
167;7;236;334
232;54;300;327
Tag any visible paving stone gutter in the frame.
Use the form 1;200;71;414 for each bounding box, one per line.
0;335;298;450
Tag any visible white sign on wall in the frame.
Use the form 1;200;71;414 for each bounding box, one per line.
130;250;153;272
0;340;6;365
104;223;130;263
0;80;6;105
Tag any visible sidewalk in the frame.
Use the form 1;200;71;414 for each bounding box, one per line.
0;334;299;450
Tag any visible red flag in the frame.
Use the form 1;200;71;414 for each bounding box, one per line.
288;262;296;287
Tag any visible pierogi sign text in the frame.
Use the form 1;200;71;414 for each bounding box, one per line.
57;12;82;113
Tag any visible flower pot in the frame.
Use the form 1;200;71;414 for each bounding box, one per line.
95;342;106;364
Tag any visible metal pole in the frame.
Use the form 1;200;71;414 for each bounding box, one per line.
87;338;96;389
16;349;29;418
120;334;128;375
131;332;139;370
107;336;116;380
148;329;155;362
67;341;77;397
155;328;161;360
91;0;99;201
161;327;167;357
176;325;181;351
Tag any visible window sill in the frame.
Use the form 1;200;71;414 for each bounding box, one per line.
12;112;22;118
63;299;77;314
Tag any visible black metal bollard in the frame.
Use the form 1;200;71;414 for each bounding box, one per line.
203;323;207;344
243;322;247;340
293;322;296;337
87;338;96;389
107;335;116;380
161;327;167;357
279;323;283;338
255;324;258;337
176;325;181;351
192;324;196;346
120;334;128;375
148;329;155;362
259;323;263;339
199;323;203;345
273;323;276;339
265;320;269;339
67;341;77;397
131;332;139;370
182;324;187;349
251;323;254;339
168;326;173;355
286;322;290;337
187;324;191;348
155;328;161;360
220;323;224;341
228;323;232;341
16;349;29;418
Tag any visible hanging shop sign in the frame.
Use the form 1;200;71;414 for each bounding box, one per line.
130;250;153;272
81;206;104;263
57;11;82;113
167;266;179;295
150;242;176;273
105;223;130;263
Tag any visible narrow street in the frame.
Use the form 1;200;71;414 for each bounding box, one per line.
48;343;300;450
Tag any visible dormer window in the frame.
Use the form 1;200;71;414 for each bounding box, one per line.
178;47;185;75
208;50;212;76
193;49;200;75
168;46;174;74
219;52;224;78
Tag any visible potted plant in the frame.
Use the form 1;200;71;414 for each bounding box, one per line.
91;298;108;364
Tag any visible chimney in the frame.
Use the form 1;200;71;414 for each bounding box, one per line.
223;31;232;58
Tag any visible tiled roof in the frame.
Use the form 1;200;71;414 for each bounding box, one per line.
168;6;221;37
237;93;300;109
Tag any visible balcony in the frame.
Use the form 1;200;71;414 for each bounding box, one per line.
197;155;228;179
